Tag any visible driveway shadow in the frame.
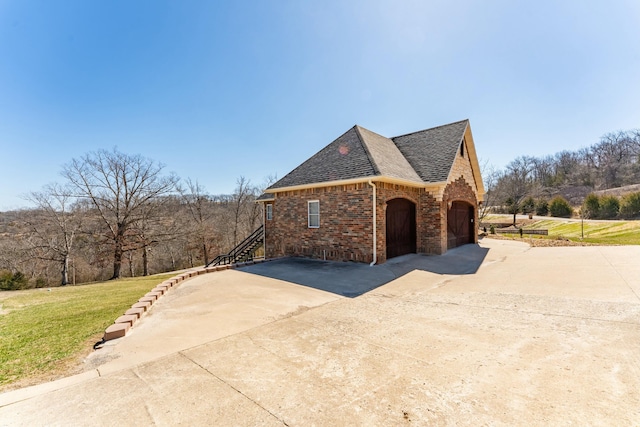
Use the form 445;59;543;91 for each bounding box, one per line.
238;244;489;298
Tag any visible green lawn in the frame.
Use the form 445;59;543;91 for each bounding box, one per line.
485;215;640;245
0;273;175;390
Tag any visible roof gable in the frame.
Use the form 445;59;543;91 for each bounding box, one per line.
391;119;468;183
267;119;478;192
355;126;423;183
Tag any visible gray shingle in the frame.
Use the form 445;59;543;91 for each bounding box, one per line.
355;126;423;184
267;120;469;190
268;126;377;189
392;120;468;183
256;193;275;201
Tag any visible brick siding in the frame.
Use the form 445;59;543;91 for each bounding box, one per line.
264;153;479;263
265;183;374;263
266;181;449;263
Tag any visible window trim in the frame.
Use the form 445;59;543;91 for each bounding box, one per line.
266;203;272;221
307;200;320;228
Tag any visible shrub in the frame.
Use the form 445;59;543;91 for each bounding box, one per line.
582;193;600;219
549;196;573;218
0;270;29;290
599;195;620;219
620;192;640;218
505;197;519;215
522;197;535;214
535;199;549;216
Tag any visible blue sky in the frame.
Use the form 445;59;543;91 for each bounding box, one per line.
1;0;639;210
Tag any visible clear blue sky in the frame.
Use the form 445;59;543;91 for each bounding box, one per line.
1;0;639;210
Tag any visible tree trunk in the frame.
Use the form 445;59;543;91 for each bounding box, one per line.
202;238;209;266
112;239;124;280
61;255;70;286
128;251;135;277
142;245;149;276
513;211;517;226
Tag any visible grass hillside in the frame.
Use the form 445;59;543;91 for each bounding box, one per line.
593;183;640;198
485;215;640;245
0;273;175;391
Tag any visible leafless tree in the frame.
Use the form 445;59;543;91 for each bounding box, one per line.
478;160;499;221
62;148;177;280
231;176;252;246
494;156;535;225
178;179;218;265
587;131;640;189
24;183;83;285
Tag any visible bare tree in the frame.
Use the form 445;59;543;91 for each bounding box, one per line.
231;176;252;246
587;131;639;189
62;148;177;280
494;156;535;226
24;183;82;285
178;179;218;265
478;160;499;221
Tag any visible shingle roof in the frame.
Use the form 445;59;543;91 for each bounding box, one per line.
268;126;378;190
267;119;469;191
355;126;423;183
256;193;275;201
392;119;469;183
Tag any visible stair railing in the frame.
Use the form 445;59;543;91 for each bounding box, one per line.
206;225;264;267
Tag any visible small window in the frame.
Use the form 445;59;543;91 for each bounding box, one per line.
308;200;319;228
266;204;272;221
460;139;465;157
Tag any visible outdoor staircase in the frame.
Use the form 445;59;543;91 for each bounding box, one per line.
206;225;264;267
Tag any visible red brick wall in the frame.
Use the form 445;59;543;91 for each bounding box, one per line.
265;181;450;263
265;183;375;262
374;183;445;259
420;192;447;255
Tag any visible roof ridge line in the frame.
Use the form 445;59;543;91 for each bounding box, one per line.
391;119;469;140
354;125;381;176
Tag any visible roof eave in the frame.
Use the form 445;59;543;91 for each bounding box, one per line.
265;176;437;194
255;196;275;203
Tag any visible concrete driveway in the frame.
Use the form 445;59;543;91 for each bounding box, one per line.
238;243;489;297
1;239;639;425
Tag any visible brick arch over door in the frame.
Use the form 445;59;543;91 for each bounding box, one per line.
385;198;416;259
443;176;477;206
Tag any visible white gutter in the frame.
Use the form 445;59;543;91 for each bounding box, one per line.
264;175;431;194
262;202;266;260
368;180;377;266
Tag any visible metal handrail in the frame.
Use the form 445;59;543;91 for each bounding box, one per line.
206;225;264;267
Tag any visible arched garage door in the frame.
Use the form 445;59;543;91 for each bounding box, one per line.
447;201;475;249
386;198;416;259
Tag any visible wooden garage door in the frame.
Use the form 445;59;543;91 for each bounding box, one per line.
386;198;416;259
447;201;474;249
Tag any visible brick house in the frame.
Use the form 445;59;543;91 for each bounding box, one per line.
257;119;484;264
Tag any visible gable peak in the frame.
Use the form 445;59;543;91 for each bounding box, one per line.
392;119;469;140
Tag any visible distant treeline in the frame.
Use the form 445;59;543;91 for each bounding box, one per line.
0;148;272;290
485;129;640;223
